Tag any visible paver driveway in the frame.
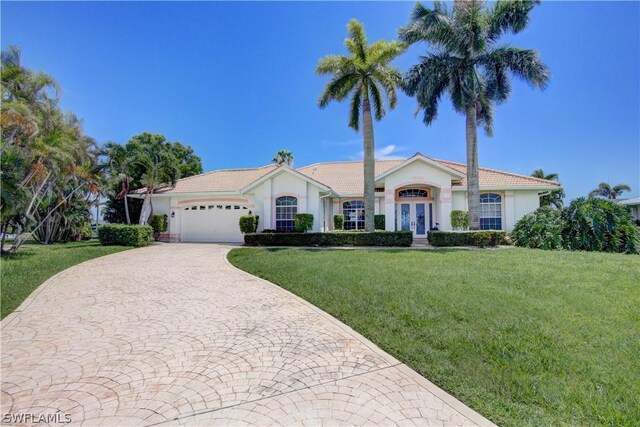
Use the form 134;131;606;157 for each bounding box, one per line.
1;244;494;426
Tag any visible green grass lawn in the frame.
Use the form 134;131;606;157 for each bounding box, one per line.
228;247;640;426
1;240;129;319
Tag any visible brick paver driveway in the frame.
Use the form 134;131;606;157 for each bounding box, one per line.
1;244;494;426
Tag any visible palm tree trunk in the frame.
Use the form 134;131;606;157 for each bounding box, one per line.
362;95;376;232
123;182;131;225
466;105;480;230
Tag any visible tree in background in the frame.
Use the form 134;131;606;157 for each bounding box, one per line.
400;0;549;229
317;19;405;232
272;150;294;166
588;182;632;200
532;169;565;208
101;133;203;225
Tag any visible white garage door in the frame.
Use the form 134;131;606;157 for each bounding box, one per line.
180;204;247;242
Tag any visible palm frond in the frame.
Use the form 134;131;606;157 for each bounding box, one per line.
399;1;460;53
486;0;541;42
318;73;359;108
367;80;385;121
348;86;363;131
480;45;550;90
345;19;368;62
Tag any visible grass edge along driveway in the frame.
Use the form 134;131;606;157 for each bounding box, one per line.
1;240;130;319
227;247;640;426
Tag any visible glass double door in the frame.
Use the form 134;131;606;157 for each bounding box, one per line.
398;202;429;237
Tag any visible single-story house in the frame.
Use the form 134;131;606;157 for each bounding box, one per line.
617;196;640;220
130;153;560;243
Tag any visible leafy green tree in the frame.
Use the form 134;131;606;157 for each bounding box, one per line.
400;0;549;229
273;150;294;166
532;168;565;208
316;20;405;232
103;142;136;224
588;182;632;200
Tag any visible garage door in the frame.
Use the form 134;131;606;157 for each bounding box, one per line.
180;204;248;242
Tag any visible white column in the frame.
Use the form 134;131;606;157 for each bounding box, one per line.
384;189;395;231
440;187;453;230
262;180;272;229
504;191;515;231
169;197;180;242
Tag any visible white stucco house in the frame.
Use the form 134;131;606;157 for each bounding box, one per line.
130;153;560;243
617;196;640;221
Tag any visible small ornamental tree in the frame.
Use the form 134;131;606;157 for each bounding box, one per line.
148;214;168;241
450;210;470;231
239;215;259;234
334;214;344;230
294;214;314;232
511;207;563;250
374;215;385;230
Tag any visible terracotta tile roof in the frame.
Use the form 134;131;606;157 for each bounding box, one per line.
132;164;279;194
297;160;404;195
133;156;559;196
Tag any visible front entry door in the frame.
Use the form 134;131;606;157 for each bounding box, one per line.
398;202;428;238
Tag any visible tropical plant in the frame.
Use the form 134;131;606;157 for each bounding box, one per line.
148;213;168;241
400;0;549;229
316;19;405;232
450;210;470;230
532;168;565;208
272;150;294;166
561;198;639;254
511;206;564;250
588;182;632;200
102;142;135;224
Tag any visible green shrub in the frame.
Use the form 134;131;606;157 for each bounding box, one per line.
244;231;412;247
148;214;168;241
294;213;314;232
511;207;564;250
561;198;639;254
333;214;344;230
451;210;470;230
98;224;153;247
428;230;510;248
374;214;385;230
239;215;259;234
80;224;93;241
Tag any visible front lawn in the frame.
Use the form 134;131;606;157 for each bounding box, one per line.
228;247;640;426
1;240;129;319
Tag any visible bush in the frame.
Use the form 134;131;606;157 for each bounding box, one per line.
561;198;639;254
428;230;510;248
80;224;93;241
374;214;385;230
451;210;470;230
333;214;344;230
98;224;153;247
244;231;412;247
511;207;564;250
148;214;168;241
239;215;259;234
294;213;314;232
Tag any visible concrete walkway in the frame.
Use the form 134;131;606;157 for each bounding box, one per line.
1;244;494;426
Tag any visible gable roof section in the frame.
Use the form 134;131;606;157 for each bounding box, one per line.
240;164;331;193
297;160;403;195
373;153;466;181
131;164;279;195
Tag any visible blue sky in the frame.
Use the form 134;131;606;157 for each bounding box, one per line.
2;1;639;200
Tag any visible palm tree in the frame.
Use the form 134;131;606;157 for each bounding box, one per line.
589;182;632;200
273;150;294;167
103;142;135;224
400;0;549;229
316;19;405;232
135;141;179;224
532;168;564;208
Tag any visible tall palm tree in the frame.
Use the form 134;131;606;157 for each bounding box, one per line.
532;168;564;208
316;19;405;232
589;182;632;200
103;142;135;224
273;150;294;167
135;141;179;224
400;0;549;229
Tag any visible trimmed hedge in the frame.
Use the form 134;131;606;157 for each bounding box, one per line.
148;214;168;241
239;215;259;234
98;224;153;247
333;214;344;230
244;231;412;247
428;230;510;248
294;213;314;232
374;214;385;230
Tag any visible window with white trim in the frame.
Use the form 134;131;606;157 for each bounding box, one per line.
343;200;364;230
398;188;428;198
479;193;502;230
275;196;297;231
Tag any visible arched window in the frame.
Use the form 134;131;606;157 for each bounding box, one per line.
343;200;364;230
275;196;297;231
398;188;428;198
479;193;502;230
